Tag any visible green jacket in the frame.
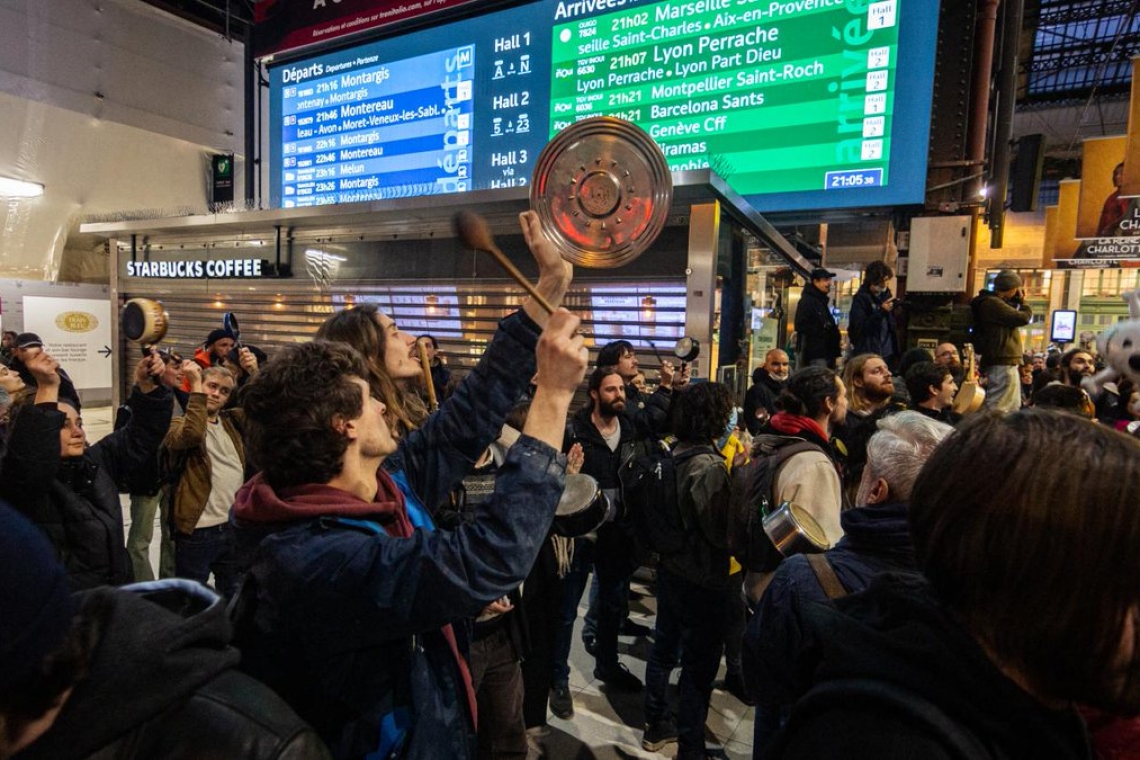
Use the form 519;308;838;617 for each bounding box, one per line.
662;443;732;591
163;392;245;535
970;290;1032;366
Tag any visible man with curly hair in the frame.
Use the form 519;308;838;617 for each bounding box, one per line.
229;310;586;760
642;381;737;759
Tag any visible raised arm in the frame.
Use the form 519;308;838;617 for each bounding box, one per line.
163;361;208;451
91;355;173;486
980;293;1032;327
267;311;588;638
395;214;576;509
519;210;573;328
0;351;66;503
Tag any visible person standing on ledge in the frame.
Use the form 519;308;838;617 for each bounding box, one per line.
970;270;1032;415
847;261;900;371
794;268;841;370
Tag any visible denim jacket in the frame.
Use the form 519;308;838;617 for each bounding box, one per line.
231;311;564;759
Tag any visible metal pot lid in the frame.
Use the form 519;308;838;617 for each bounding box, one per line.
531;117;672;269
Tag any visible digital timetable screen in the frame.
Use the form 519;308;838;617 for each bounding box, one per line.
267;0;939;214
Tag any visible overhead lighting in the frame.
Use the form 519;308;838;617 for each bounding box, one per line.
0;177;44;198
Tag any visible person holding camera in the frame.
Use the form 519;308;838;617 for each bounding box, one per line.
970;270;1033;414
847;261;900;369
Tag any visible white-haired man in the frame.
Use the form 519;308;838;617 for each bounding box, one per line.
743;411;954;749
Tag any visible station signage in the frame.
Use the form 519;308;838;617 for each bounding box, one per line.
253;0;481;59
267;0;940;214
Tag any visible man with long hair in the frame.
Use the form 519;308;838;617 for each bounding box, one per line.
837;354;901;496
229;311;586;759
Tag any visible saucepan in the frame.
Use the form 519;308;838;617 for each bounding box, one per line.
762;501;831;556
553;473;611;538
121;298;169;356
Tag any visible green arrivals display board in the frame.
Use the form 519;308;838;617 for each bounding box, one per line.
551;0;900;196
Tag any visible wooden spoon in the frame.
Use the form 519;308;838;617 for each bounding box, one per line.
453;210;555;315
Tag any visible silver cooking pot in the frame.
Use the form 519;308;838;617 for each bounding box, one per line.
762;501;831;556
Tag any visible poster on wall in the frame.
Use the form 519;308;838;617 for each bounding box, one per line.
1051;76;1140;267
1117;56;1140;198
23;296;112;390
1042;205;1059;267
1076;136;1131;239
1053;56;1140;266
1049;180;1082;265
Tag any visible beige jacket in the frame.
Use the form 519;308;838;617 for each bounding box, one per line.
774;449;844;546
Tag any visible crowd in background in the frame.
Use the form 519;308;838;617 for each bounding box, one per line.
1;247;1140;760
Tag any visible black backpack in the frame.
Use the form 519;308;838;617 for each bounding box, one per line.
619;441;709;556
769;679;999;760
728;436;824;572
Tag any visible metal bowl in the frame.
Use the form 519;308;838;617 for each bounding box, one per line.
553;473;609;537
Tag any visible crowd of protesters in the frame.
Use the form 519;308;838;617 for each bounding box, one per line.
2;246;1140;760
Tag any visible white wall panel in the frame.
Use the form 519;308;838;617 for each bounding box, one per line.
0;0;243;149
0;91;221;278
0;0;247;280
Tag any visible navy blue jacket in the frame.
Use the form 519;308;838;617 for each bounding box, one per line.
231;311;563;760
769;575;1092;759
794;285;841;365
743;502;916;708
385;311;540;515
625;382;673;438
848;284;899;361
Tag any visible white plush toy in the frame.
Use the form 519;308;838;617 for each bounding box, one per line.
1082;288;1140;397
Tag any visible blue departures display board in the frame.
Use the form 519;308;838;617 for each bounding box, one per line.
268;0;940;214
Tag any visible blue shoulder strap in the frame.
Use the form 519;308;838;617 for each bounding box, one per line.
390;468;435;532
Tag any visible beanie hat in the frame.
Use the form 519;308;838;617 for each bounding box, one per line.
993;270;1023;291
0;502;76;692
204;328;235;347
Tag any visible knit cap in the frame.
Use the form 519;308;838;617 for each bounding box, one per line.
0;502;76;692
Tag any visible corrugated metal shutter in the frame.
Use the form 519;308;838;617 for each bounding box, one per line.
119;277;686;400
